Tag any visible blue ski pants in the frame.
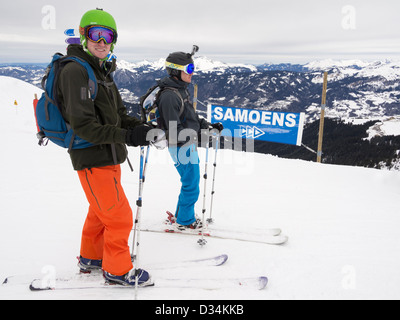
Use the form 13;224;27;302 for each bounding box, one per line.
169;144;200;225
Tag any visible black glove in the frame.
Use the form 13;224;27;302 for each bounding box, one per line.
126;124;152;147
210;122;224;132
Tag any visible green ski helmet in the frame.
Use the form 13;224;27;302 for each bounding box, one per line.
79;8;118;52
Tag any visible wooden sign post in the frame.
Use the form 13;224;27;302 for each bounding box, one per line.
317;72;328;163
193;84;198;111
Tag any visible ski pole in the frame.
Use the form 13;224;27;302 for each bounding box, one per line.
198;142;209;247
131;146;150;258
132;146;150;298
208;134;220;224
131;147;144;258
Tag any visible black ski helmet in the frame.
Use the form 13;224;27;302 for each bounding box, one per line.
165;45;199;79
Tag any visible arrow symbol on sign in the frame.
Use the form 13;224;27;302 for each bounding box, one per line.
239;126;265;139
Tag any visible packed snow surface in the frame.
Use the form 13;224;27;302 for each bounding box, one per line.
1;76;400;300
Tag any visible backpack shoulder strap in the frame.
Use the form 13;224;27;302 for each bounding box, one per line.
158;87;185;117
60;56;98;100
41;52;64;91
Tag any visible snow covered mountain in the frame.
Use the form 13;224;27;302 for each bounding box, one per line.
304;59;400;121
0;63;46;88
111;57;400;122
117;56;257;75
1;75;400;301
2;57;400;124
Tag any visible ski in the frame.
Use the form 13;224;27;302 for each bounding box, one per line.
164;211;282;236
28;275;267;291
64;28;78;36
157;276;268;290
64;28;80;45
209;225;281;237
143;213;288;245
143;227;288;245
29;276;154;291
148;254;228;270
2;254;228;287
65;38;80;45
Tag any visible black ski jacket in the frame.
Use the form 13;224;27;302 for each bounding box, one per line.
57;44;142;170
157;76;209;146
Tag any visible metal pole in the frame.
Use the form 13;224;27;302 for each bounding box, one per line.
198;143;209;247
317;72;328;163
132;146;150;298
207;134;220;223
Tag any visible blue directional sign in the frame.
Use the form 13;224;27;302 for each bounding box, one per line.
208;105;305;146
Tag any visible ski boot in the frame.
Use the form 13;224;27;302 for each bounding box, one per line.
77;256;102;274
103;268;153;287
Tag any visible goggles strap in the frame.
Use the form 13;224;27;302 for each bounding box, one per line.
165;62;194;75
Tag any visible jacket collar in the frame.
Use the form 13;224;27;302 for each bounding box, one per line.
66;44;116;75
158;76;188;90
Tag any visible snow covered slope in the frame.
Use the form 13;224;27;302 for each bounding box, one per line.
365;117;400;140
1;76;400;300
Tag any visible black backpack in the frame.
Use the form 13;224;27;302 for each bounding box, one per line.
139;85;186;129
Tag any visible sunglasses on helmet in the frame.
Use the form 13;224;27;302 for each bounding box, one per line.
81;25;117;45
165;61;195;75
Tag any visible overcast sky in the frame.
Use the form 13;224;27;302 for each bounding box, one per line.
1;0;400;64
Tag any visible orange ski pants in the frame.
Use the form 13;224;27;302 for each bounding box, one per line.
77;165;133;276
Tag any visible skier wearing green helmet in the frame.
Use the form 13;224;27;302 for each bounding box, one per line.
79;8;118;57
55;8;153;287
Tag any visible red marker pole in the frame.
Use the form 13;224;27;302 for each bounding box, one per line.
33;94;40;132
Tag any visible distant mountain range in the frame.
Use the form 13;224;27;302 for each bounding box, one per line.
2;57;399;123
2;57;400;170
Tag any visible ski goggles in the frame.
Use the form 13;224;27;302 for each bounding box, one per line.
165;61;195;75
82;25;117;44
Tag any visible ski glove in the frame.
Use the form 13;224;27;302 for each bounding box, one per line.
210;122;224;132
126;124;152;147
